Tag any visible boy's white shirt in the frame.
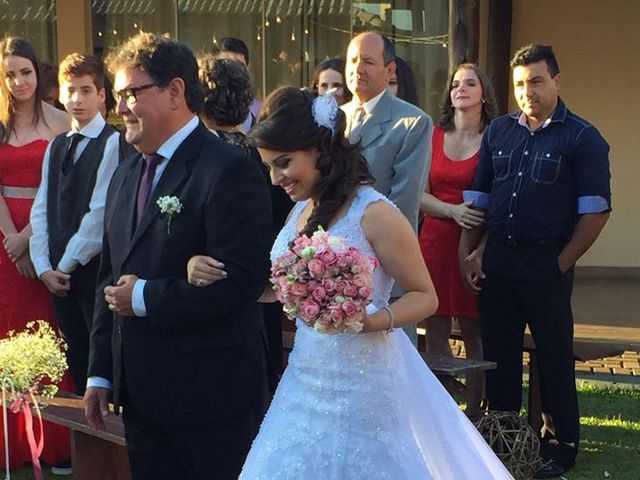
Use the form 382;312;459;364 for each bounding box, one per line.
30;112;121;276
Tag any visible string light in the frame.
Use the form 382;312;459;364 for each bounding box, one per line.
112;29;117;34
291;28;296;41
97;31;103;37
304;27;309;35
265;19;270;27
133;22;138;28
276;15;282;24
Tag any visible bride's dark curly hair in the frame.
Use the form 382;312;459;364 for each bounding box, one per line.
249;87;373;237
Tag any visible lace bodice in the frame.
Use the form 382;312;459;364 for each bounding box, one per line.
271;185;395;314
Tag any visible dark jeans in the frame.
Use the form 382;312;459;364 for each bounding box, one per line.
51;257;99;395
479;238;579;445
123;399;258;480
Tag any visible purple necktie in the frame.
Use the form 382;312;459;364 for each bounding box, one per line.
136;154;161;225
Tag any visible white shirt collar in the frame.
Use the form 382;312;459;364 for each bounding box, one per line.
357;89;386;115
517;112;553;132
156;116;199;160
68;113;105;139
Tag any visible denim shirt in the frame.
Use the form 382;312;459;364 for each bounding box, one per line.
464;99;611;241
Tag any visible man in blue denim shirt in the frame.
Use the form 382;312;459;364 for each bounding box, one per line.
459;44;611;479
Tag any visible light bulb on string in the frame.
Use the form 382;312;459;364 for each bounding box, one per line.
291;28;296;41
265;19;270;27
442;42;447;48
276;15;282;24
97;31;103;37
304;27;309;35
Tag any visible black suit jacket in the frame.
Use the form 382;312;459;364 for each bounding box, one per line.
88;123;273;425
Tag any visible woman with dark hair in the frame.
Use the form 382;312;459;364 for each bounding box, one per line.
418;64;499;419
199;55;255;146
187;87;512;479
0;36;72;471
388;55;419;107
198;55;293;373
311;58;351;105
39;62;64;110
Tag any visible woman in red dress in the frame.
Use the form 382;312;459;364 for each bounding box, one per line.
419;64;498;418
0;37;72;471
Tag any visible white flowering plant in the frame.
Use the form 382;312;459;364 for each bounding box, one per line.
156;195;184;234
0;322;67;480
0;320;68;403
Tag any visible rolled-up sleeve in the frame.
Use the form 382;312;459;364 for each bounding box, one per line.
574;125;611;214
464;123;495;211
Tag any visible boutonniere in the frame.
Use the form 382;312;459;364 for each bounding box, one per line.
156;195;183;234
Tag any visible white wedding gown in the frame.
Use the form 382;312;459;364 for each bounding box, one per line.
240;186;513;479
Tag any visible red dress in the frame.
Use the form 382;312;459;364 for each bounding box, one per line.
419;126;479;319
0;140;73;469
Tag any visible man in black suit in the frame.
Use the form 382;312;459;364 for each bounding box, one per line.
83;33;272;480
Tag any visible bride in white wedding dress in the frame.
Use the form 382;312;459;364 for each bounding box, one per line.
188;88;514;480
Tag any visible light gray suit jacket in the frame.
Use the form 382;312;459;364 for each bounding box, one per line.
342;89;433;232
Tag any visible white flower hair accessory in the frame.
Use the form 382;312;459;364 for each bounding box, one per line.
312;91;339;134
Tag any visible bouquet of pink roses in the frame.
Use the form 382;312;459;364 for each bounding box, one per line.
270;227;378;334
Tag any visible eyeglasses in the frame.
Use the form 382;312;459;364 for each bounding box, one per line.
113;83;157;105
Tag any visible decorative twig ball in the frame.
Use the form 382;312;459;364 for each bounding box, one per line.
474;411;543;480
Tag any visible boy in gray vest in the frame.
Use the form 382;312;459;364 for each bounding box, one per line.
30;53;122;395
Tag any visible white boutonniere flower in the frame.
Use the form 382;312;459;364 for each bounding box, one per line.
156;195;183;234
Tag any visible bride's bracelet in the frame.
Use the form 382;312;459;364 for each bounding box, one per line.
382;306;395;333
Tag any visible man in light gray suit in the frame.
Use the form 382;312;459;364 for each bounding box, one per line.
342;31;433;344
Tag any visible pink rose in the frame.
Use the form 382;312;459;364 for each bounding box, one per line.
341;301;358;316
308;258;326;280
343;284;358;297
352;274;369;288
300;299;320;320
292;235;312;251
358;286;372;299
311;286;327;302
323;279;337;294
329;305;345;324
336;255;349;269
291;282;307;296
320;250;338;266
335;280;348;295
317;312;332;325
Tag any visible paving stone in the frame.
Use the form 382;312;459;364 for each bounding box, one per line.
613;367;632;375
593;367;612;374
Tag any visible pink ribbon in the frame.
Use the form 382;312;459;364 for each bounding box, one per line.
10;394;44;480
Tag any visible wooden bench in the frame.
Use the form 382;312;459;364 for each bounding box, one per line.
38;393;131;480
281;330;496;379
442;327;630;431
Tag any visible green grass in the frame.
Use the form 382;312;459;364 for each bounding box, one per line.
2;382;639;480
561;382;640;480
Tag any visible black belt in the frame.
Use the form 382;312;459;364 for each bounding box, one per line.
489;235;565;247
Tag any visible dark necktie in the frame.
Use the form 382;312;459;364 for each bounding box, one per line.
349;106;366;142
136;154;161;226
61;133;83;175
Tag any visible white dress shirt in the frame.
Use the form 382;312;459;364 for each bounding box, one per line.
30;113;121;276
130;115;200;316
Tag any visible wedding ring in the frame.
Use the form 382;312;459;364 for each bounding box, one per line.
196;279;203;287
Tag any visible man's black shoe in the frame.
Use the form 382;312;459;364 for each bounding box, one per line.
533;459;570;479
